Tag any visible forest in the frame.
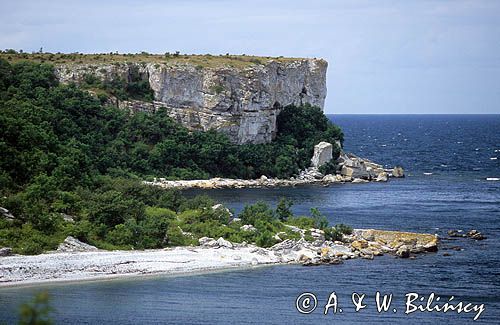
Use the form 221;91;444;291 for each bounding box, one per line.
0;59;349;254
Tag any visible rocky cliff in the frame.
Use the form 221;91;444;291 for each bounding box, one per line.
54;58;327;144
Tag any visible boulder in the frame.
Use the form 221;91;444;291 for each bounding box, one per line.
396;245;410;258
447;230;465;238
466;229;486;240
270;239;296;251
216;237;233;248
375;172;388;182
61;213;75;223
311;142;333;168
340;165;354;178
310;228;325;241
0;207;15;221
322;174;341;183
212;204;234;218
351;239;368;251
198;237;214;245
240;224;257;232
57;236;98;252
0;247;12;256
352;178;369;184
392;166;405;178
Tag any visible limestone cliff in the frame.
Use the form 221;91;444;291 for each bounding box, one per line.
54;58;327;144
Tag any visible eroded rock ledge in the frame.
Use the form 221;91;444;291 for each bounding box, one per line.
145;150;405;190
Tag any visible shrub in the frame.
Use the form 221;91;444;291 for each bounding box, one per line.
285;216;315;229
240;202;275;226
310;208;329;230
275;197;293;222
256;230;277;248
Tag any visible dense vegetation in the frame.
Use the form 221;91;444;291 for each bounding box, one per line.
0;59;348;254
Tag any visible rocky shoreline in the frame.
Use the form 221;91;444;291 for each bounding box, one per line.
0;229;437;287
144;149;405;190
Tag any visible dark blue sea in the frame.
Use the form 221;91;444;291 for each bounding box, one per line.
1;115;499;324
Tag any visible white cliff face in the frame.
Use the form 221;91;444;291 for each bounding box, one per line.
55;58;327;144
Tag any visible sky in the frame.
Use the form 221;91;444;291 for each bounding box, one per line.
1;0;499;114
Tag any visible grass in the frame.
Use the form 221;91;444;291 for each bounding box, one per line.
0;52;308;69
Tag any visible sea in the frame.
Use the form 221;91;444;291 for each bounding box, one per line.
0;114;499;324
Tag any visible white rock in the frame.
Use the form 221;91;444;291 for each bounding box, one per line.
55;59;327;144
216;237;233;249
0;207;14;221
57;236;98;252
352;178;369;184
240;224;257;232
198;237;214;245
311;142;333;167
375;172;388;182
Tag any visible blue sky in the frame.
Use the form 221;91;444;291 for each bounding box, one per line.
1;0;499;114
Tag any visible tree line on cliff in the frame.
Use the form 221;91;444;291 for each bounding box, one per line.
0;59;347;254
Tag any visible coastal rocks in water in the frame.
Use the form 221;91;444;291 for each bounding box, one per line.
392;166;405;178
0;207;15;221
322;174;343;183
448;229;486;240
0;247;13;256
352;229;439;256
352;178;369;184
396;245;411;258
337;152;387;181
57;236;98;252
375;172;388;182
144;150;397;190
297;167;324;180
447;229;466;238
351;240;368;251
311;142;333;168
466;229;486;240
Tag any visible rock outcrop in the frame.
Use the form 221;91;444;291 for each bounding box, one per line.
0;207;15;221
348;229;439;257
311;142;333;167
54;59;327;144
0;247;12;257
337;152;388;181
57;236;99;252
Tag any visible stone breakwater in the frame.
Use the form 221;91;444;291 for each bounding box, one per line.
144;152;405;190
0;229;438;286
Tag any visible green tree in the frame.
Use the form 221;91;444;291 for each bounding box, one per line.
275;197;293;222
310;207;329;230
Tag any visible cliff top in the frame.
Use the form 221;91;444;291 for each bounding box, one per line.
0;51;320;69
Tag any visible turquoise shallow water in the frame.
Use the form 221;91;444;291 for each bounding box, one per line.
0;115;499;324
